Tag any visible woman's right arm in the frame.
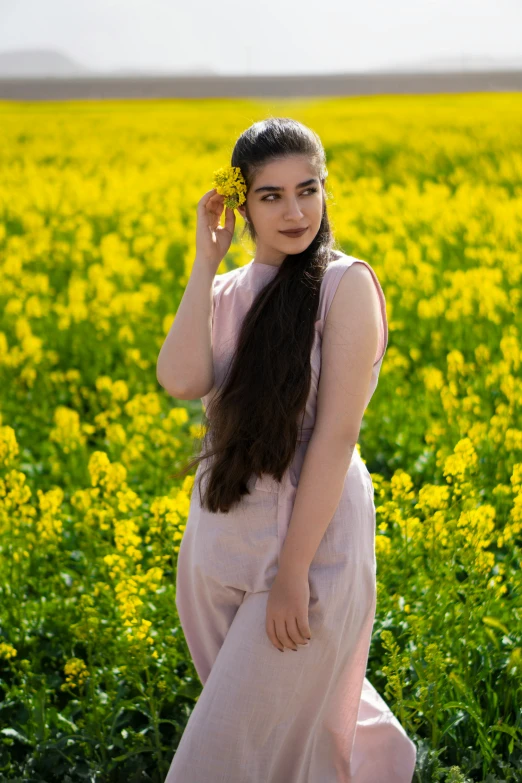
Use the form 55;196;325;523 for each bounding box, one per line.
156;187;237;400
156;258;216;400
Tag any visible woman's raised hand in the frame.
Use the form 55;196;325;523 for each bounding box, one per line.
195;188;237;273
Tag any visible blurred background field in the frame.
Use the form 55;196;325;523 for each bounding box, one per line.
0;93;522;781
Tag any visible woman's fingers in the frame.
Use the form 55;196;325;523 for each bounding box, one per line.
275;619;298;651
267;618;311;651
198;189;223;218
288;616;311;646
223;205;235;234
296;616;312;642
266;618;285;652
197;188;218;217
195;189;234;267
206;195;227;226
198;187;218;205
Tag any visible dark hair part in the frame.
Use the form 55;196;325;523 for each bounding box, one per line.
171;117;341;512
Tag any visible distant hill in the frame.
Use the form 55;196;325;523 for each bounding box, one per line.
0;48;218;78
369;54;522;73
0;48;92;77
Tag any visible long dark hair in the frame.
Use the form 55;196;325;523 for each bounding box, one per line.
171;118;341;513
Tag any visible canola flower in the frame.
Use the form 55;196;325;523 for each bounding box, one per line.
212;165;247;209
61;657;90;691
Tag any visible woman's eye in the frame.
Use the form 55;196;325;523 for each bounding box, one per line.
262;187;318;202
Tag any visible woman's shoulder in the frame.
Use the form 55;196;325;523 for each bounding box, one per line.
325;250;367;274
317;251;380;324
321;251;369;293
211;263;245;297
318;251;388;363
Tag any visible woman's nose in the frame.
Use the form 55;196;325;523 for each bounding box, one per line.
284;200;305;219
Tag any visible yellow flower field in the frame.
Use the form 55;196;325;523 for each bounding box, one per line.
0;93;521;781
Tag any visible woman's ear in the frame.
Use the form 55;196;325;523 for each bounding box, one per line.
238;207;249;222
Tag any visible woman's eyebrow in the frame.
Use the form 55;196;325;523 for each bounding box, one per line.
253;178;318;193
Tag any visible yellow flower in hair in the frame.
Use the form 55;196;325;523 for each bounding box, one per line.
212;166;247;210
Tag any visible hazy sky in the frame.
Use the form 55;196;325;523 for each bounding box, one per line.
1;0;521;75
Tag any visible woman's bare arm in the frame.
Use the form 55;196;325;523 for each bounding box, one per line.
156;258;215;400
157;186;236;400
277;263;381;575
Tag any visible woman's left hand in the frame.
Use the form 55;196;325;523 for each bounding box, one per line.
266;567;312;651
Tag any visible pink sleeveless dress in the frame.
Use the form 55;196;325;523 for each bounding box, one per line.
164;253;417;783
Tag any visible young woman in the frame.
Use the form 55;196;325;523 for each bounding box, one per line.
158;117;417;782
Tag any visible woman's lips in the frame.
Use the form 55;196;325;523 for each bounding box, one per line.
279;228;308;237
